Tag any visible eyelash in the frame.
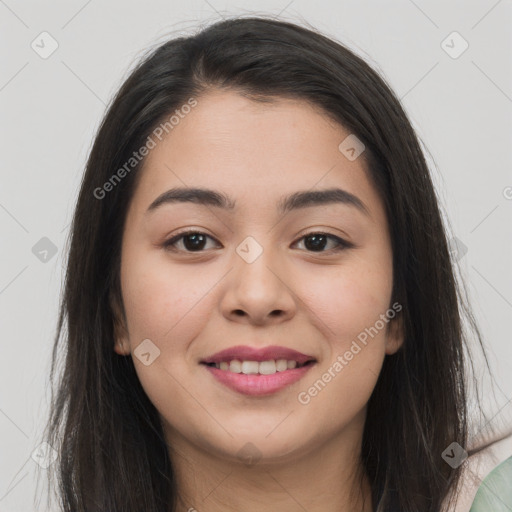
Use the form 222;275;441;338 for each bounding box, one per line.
162;230;353;254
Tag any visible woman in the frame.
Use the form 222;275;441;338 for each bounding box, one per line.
42;16;512;511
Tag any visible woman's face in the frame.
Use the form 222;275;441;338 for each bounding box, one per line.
114;90;403;464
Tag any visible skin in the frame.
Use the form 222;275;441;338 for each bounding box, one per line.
113;90;404;512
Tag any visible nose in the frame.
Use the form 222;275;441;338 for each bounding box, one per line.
220;242;297;326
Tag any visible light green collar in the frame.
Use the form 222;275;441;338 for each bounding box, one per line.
469;456;512;511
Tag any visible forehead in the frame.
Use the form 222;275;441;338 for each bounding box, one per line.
129;90;382;221
151;90;352;166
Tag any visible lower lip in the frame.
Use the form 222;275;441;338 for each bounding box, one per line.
203;363;315;396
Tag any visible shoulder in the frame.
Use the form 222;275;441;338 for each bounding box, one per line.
443;434;512;512
469;456;512;511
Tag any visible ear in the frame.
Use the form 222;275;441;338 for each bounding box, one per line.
110;289;130;356
385;309;405;355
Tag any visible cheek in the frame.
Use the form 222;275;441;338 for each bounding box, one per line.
120;248;218;354
292;256;393;428
119;252;221;431
298;257;393;346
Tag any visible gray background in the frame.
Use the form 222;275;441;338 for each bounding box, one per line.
0;1;511;510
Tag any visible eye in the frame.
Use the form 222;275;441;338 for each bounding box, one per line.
162;230;353;254
163;230;220;252
293;232;352;253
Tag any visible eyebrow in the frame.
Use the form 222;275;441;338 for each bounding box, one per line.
146;186;370;216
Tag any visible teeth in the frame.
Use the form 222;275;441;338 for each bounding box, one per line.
241;361;259;374
212;359;308;374
276;359;288;371
229;360;242;373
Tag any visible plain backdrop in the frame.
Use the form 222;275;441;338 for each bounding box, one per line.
0;1;511;511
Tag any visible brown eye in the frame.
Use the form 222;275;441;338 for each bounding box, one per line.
163;231;220;252
294;233;352;253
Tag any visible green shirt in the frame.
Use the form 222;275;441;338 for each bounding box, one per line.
469;456;512;511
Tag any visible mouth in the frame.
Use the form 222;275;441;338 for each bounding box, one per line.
200;345;317;396
201;358;315;374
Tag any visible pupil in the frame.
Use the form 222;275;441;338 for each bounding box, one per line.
184;233;206;251
305;234;327;251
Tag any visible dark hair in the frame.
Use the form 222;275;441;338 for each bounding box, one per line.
41;15;510;512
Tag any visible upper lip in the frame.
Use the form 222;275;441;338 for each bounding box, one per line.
201;345;316;365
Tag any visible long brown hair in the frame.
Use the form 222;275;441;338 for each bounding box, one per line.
41;15;510;511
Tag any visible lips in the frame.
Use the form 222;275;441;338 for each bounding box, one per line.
200;345;317;396
200;345;315;365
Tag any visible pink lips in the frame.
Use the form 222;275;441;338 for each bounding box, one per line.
201;345;316;396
